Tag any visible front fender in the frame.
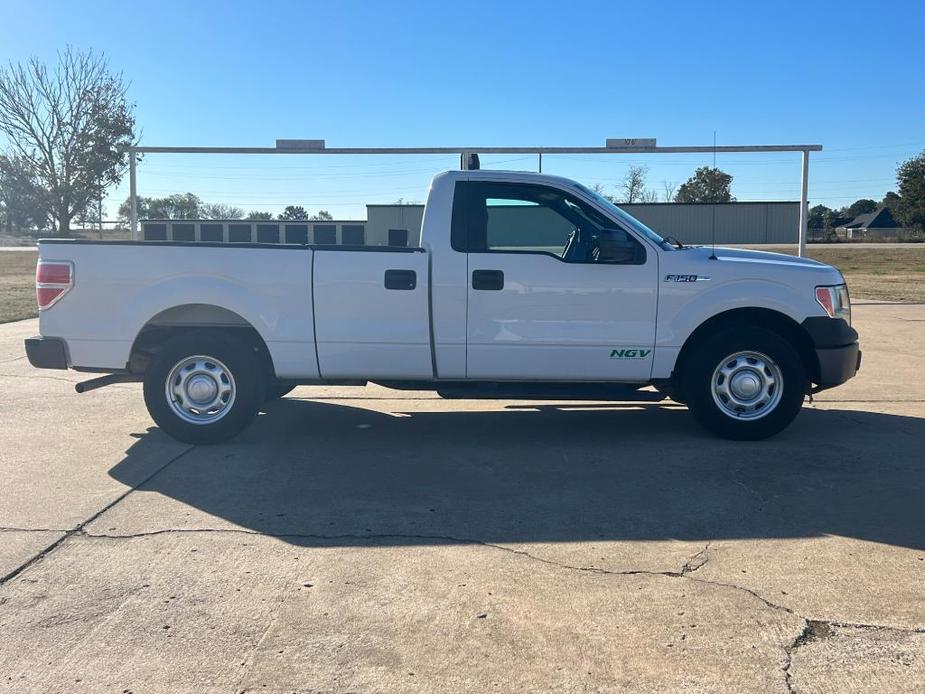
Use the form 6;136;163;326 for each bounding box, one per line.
657;278;819;348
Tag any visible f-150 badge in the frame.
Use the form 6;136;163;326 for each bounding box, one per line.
665;274;711;282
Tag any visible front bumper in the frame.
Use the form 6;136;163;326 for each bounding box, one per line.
24;336;69;370
801;317;860;389
816;342;861;388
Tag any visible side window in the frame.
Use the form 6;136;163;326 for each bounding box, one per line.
485;199;575;257
451;181;645;264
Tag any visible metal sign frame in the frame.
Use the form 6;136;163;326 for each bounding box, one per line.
127;141;822;255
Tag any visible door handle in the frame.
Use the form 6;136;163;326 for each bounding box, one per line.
472;269;504;290
384;269;416;290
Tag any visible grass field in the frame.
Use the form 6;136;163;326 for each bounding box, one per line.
769;244;925;303
2;245;924;324
0;251;38;323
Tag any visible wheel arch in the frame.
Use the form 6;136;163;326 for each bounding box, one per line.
672;307;819;391
128;303;276;382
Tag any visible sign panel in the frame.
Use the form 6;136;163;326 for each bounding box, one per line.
605;138;657;149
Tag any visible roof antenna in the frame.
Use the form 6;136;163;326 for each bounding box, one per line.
709;130;718;260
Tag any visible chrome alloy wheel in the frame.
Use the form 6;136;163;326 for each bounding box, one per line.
165;355;236;425
710;350;783;421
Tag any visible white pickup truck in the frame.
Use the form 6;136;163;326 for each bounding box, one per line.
26;169;860;443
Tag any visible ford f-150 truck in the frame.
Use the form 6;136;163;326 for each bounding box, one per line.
25;169;860;443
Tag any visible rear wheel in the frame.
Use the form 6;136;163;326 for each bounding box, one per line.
683;326;806;440
143;332;263;444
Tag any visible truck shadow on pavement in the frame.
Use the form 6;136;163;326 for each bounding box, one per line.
109;398;925;551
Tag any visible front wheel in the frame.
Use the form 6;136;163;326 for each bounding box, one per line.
683;326;806;440
143;332;263;444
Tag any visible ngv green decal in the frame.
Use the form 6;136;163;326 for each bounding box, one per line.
609;348;652;359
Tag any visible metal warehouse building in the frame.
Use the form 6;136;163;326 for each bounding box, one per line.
622;202;800;245
141;201;799;247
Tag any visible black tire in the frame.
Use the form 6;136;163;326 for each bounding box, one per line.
683;326;806;440
143;332;264;444
264;383;296;401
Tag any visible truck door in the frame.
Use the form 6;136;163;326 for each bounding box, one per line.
456;180;658;381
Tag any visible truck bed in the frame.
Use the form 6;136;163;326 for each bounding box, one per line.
36;239;434;381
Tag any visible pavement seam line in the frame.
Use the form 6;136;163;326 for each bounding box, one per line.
0;445;194;587
0;372;85;388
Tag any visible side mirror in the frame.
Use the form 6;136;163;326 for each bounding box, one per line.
594;229;639;264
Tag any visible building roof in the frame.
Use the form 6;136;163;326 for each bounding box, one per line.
845;207;898;229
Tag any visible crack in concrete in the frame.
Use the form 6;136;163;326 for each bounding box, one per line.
780;619;925;693
0;445;194;587
76;528;924;637
680;541;711;575
11;521;925;690
782;619;812;694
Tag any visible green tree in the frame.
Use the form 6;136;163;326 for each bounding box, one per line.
674;167;734;203
310;210;333;220
0;48;135;234
118;195;148;221
0;154;51;231
808;204;833;229
149;193;201;219
844;199;877;219
278;205;308;220
879;191;901;215
246;211;273;220
895;151;925;232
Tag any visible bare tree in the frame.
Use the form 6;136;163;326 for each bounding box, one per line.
640;188;659;203
0;48;135;234
662;180;677;202
621;165;648;203
587;183;613;203
201;203;244;220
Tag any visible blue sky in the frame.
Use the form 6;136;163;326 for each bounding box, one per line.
2;0;923;219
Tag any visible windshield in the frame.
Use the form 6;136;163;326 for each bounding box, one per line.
574;184;674;250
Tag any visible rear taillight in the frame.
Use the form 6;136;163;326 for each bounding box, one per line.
36;261;74;310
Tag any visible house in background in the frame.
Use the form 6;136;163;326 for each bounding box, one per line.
838;207;903;240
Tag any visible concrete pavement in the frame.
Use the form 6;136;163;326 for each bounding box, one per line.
1;303;923;692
